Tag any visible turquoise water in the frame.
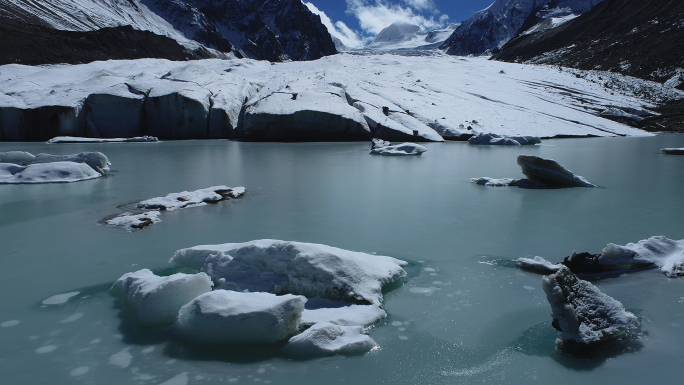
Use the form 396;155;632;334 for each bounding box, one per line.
1;135;683;384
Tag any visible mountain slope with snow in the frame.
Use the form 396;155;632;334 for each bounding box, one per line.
1;0;337;62
366;23;458;51
441;0;603;56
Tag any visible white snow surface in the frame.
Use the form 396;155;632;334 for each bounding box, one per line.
366;22;457;50
175;290;306;345
600;236;684;277
48;136;158;143
106;211;162;231
110;269;212;326
370;142;427;156
0;54;661;140
518;256;563;274
301;305;387;327
284;322;377;356
542;266;639;344
137;186;245;211
170;239;408;305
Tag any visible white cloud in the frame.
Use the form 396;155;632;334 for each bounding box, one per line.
346;0;449;35
304;2;368;48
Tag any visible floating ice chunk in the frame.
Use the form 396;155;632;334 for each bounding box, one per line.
106;212;162;231
36;345;57;354
70;366;90;377
0;161;103;184
371;138;391;149
301;305;386;327
42;291;80;305
284;322;377;356
517;256;563;274
586;236;684;277
469;133;540;146
31;152;111;174
517;155;595;187
175;290;306;345
110;269;212;326
60;313;83;323
470;177;546;188
48;136;158;143
0;151;35;165
661;148;684;155
137;186;245;211
370;142;427;156
108;348;132;368
171;240;407;305
1;320;19;327
542;266;639;346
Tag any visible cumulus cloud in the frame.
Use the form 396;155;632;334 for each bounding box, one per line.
346;0;449;35
304;2;368;48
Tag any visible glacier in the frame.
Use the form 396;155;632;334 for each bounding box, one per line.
0;54;661;141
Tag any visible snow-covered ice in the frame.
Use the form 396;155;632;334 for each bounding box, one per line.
301;304;387;327
567;236;684;278
0;151;110;183
0;54;662;141
171;239;408;305
48;136;158;143
661;148;684;155
542;266;640;346
468;133;541;146
283;322;377;356
517;256;563;274
370;142;427;156
110;269;212;326
106;212;162;231
175;290;306;345
137;186;245;211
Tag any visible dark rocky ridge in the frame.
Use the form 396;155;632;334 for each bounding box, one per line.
141;0;337;61
0;17;211;66
493;0;684;85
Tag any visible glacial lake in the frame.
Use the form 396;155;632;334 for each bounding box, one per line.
1;135;683;384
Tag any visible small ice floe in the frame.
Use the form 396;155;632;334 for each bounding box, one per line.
517;256;563;274
468;133;541;146
171;239;407;305
300;304;387;327
564;236;684;278
471;155;595;188
1;320;20;327
42;291;80;305
542;266;639;349
661;148;684;155
108;348;133;368
175;290;306;345
0;151;111;183
137;186;245;211
369;138;427;156
106;211;161;231
283;322;377;356
48;136;158;144
110;269;213;326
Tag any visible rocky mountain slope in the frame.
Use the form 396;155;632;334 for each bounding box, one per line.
441;0;603;56
0;0;336;63
492;0;684;132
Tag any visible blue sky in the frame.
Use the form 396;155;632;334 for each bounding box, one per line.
304;0;494;47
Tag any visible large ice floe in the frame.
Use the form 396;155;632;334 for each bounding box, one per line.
110;269;213;326
518;236;684;278
542;266;640;349
0;54;662;141
106;186;245;230
48;136;158;143
369;138;427;156
0;151;110;183
111;240;407;355
471;155;595;188
137;186;245;211
468;133;541;146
